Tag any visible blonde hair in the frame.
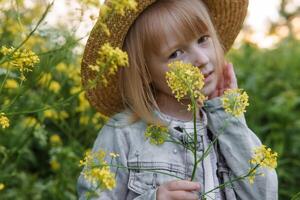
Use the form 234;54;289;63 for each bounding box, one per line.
120;0;225;125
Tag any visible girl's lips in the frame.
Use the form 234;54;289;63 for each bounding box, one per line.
204;71;214;83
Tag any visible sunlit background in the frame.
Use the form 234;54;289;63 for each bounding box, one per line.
43;0;300;49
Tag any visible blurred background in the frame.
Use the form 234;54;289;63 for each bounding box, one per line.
0;0;299;199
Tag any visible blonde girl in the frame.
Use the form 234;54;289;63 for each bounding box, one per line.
78;0;278;199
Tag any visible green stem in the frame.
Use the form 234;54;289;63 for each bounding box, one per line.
191;96;198;181
0;67;10;95
200;164;260;197
0;2;54;65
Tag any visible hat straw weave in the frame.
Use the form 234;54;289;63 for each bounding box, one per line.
81;0;248;117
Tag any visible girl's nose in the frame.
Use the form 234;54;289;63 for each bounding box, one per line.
191;47;209;68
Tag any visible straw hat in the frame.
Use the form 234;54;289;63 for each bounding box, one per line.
81;0;249;117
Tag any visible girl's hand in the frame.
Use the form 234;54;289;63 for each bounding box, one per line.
156;180;200;200
208;62;238;99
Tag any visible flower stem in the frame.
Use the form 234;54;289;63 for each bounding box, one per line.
191;96;198;181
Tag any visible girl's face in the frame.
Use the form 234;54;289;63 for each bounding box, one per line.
147;32;219;101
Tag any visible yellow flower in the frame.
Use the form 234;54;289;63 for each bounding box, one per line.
0;46;39;79
83;166;116;190
0;113;9;129
50;159;61;171
4;79;18;89
88;43;128;88
97;0;137;36
79;149;117;190
248;169;256;184
43;109;56;119
50;134;62;146
55;62;68;73
109;152;120;158
38;73;52;86
22;116;37;127
92;112;109;124
76;92;90;112
250;145;278;169
221;88;249;117
43;109;69;121
110;0;137;16
0;183;5;191
70;86;81;95
166;61;206;107
79;149;93;167
58;111;69;120
80;115;89;125
49;81;61;93
248;145;278;184
145;124;169;145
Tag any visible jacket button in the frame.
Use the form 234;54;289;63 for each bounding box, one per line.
173;149;177;154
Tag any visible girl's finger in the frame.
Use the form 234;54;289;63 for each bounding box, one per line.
169;190;199;200
166;180;200;191
227;63;238;89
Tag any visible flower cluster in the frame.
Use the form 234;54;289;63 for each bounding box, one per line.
38;73;61;93
0;183;4;191
43;109;69;121
250;145;278;169
4;79;19;89
248;145;278;184
145;124;169;145
88;43;128;87
221;88;249;117
79;149;116;191
50;134;62;146
0;113;9;129
0;46;40;80
166;61;206;107
98;0;137;36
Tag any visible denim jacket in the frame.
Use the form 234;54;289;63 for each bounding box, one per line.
77;97;278;200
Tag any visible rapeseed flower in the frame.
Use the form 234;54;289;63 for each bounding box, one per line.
0;183;4;191
49;81;61;93
221;88;249;117
83;166;116;190
248;145;278;184
0;113;9;129
4;79;18;89
109;152;120;158
0;46;39;80
76;92;90;112
166;61;206;107
79;149;116;191
98;0;137;36
248;169;256;184
145;124;169;145
43;109;69;121
55;62;68;73
250;145;278;169
50;134;62;146
50;159;61;171
22;116;37;127
88;43;128;87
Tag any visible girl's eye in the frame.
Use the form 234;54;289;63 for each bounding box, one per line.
198;35;210;44
168;50;183;59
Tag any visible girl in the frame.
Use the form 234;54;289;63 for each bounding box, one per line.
78;0;278;199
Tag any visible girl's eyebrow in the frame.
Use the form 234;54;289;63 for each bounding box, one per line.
161;43;183;56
